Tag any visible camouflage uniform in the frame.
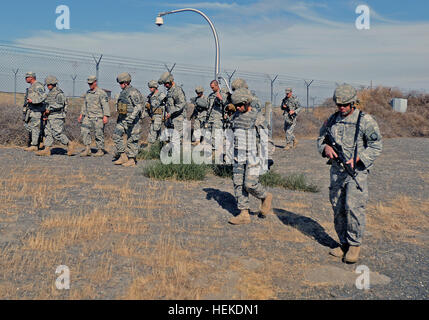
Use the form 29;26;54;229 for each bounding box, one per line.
81;86;110;150
206;90;226;131
24;75;47;146
44;84;69;147
231;89;268;211
317;86;382;247
190;88;208;132
281;91;302;147
146;81;166;144
113;84;145;159
165;83;187;145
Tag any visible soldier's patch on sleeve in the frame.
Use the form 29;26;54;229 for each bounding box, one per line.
57;94;64;104
369;132;379;141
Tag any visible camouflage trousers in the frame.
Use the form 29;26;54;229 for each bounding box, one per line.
329;166;369;246
24;110;43;146
284;119;297;146
45;117;69;147
205;121;223;151
113;119;141;158
164;116;184;146
148;115;163;144
233;160;267;211
81;117;105;150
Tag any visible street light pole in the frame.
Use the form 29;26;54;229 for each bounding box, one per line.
156;8;220;81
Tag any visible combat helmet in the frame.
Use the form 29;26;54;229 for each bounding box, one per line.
45;75;58;86
116;72;132;83
231;78;248;91
333;84;358;105
158;71;174;85
148;80;158;89
231;88;252;105
195;86;204;94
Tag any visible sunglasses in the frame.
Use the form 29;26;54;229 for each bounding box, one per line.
336;103;351;107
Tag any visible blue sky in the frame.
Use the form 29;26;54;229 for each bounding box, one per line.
1;0;427;39
1;0;428;95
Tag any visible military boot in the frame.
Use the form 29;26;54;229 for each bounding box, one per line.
24;145;38;152
36;147;51;156
228;210;251;225
329;244;349;258
260;192;273;216
66;142;76;156
344;246;361;263
122;158;136;167
93;149;104;157
293;139;298;148
80;146;91;157
114;153;128;165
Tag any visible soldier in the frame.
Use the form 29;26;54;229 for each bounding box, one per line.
78;76;110;157
190;86;208;145
145;80;166;146
281;88;302;149
317;84;382;263
205;80;227;154
113;72;145;167
157;72;187;147
228;88;273;225
36;76;74;156
23;72;47;151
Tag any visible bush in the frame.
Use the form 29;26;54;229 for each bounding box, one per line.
210;164;233;178
142;161;210;181
137;141;163;160
260;171;319;193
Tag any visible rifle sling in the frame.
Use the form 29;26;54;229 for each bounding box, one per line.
353;110;362;169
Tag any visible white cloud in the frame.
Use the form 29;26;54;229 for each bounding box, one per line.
13;15;429;98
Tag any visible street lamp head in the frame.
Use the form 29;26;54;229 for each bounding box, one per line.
155;16;164;26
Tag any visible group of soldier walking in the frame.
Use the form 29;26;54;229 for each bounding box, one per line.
20;71;382;264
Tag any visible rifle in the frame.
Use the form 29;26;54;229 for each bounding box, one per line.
281;100;297;120
23;88;30;123
323;128;362;191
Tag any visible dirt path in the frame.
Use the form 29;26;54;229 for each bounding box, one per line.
0;138;427;299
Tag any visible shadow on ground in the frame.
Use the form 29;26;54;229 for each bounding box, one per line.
203;188;240;216
274;208;338;248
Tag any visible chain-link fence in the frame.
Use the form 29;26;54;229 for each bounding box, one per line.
0;41;368;108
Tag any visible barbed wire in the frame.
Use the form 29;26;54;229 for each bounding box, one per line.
0;41;378;107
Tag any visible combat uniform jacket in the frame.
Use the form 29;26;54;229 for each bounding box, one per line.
191;95;209;119
26;81;46;112
281;95;302;123
207;91;227;125
45;87;67;119
317;110;383;170
147;90;166;118
165;84;187;120
117;86;144;123
82;87;110;119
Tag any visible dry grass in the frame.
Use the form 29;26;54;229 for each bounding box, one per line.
367;195;429;245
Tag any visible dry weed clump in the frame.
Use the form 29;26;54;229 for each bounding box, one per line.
367;195;429;245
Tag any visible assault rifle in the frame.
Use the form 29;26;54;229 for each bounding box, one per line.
23;88;30;123
323;128;363;191
281;100;297;120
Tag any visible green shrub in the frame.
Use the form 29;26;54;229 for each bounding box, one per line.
210;164;233;178
260;171;319;193
137;141;163;160
143;161;210;181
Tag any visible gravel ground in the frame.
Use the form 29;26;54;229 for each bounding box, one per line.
0;138;427;300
